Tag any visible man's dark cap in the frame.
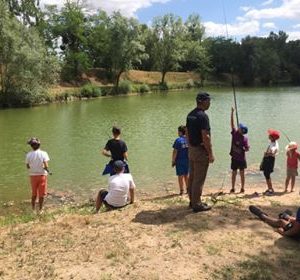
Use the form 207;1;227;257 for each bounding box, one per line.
196;92;211;102
113;160;125;171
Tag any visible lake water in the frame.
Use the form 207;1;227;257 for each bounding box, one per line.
1;87;300;202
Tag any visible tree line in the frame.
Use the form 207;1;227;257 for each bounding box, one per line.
1;0;300;107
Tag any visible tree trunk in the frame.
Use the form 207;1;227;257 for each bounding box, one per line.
161;71;166;84
0;64;6;93
115;70;123;94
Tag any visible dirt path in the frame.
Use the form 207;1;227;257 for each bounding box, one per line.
0;183;300;280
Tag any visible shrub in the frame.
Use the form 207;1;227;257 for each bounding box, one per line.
0;88;47;107
80;84;101;98
100;86;113;96
159;82;169;90
186;79;195;88
118;80;132;94
139;84;150;93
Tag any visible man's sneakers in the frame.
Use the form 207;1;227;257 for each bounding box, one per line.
192;203;211;213
249;205;267;220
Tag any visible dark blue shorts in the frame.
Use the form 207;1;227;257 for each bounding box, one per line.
175;160;189;176
231;158;247;170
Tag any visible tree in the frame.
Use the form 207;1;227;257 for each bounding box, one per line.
284;40;300;84
151;14;184;84
106;12;147;91
184;14;205;42
239;36;260;85
47;1;91;81
7;0;42;26
206;37;241;76
181;14;210;85
85;11;110;68
0;0;59;107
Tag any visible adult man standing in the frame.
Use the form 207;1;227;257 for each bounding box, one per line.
186;92;214;212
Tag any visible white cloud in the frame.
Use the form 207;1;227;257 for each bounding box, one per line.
263;22;277;28
293;23;300;28
286;31;300;40
261;0;274;6
240;6;252;12
244;0;300;20
41;0;170;17
204;20;260;37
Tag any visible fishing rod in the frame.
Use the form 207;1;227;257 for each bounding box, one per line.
222;0;240;127
280;130;291;143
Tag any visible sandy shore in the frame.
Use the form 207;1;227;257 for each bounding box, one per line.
0;182;300;280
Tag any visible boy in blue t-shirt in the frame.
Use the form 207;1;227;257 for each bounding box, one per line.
172;125;189;195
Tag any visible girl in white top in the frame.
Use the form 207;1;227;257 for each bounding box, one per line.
261;129;280;195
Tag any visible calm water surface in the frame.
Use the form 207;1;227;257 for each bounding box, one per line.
1;87;300;202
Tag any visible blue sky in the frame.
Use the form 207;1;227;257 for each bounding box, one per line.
42;0;300;40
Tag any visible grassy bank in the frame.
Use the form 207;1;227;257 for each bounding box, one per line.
47;70;203;103
1;183;300;280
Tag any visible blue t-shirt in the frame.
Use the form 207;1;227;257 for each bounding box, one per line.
172;136;188;161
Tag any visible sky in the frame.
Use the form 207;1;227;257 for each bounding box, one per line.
41;0;300;41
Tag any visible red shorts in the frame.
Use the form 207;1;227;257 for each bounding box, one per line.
30;175;47;197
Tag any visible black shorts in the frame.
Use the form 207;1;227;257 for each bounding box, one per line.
231;158;247;170
261;156;275;180
100;190;108;201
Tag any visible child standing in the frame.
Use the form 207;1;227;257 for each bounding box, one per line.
172;125;189;195
229;107;250;193
102;126;129;176
25;137;50;213
285;141;300;192
261;129;280;195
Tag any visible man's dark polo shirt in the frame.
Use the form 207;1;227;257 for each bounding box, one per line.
186;108;210;147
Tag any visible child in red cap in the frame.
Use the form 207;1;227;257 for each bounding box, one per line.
260;129;280;195
285;141;300;192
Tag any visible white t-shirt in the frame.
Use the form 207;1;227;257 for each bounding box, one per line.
105;173;136;207
25;149;50;176
267;141;279;156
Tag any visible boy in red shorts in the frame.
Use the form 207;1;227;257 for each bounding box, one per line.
25;137;50;213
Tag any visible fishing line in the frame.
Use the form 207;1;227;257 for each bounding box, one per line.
222;0;240;127
279;130;291;143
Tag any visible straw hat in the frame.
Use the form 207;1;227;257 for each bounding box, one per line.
285;141;298;151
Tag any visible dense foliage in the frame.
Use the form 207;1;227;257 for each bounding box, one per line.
1;0;300;107
0;0;59;107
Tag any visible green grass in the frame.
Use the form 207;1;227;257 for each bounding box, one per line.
0;203;94;227
213;256;274;280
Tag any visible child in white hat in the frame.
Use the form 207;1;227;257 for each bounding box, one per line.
285;141;300;192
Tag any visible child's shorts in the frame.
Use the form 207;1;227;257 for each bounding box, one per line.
231;158;247;171
287;167;298;177
30;175;47;197
176;159;189;176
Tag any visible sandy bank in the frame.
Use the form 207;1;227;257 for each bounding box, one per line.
0;182;300;280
